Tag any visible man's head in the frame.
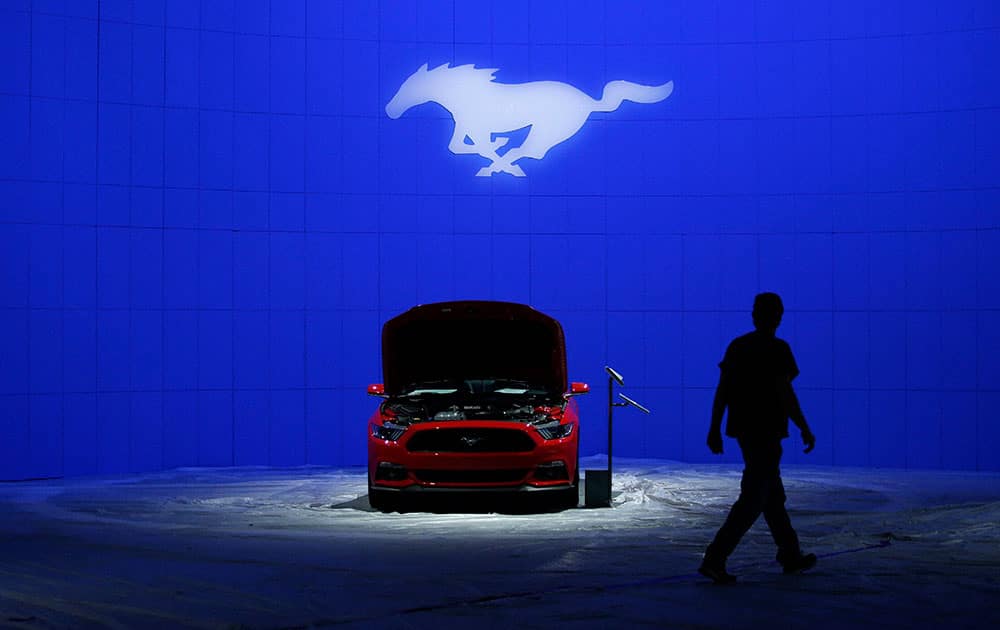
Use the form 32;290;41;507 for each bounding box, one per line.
752;292;784;333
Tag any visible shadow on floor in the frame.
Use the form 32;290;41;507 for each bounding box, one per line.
332;490;589;514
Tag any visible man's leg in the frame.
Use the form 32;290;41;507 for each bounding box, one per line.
762;473;801;562
703;440;770;566
758;444;816;573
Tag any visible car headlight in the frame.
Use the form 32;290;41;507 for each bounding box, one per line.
371;422;406;441
536;422;574;440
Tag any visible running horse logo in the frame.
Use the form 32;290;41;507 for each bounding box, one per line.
385;63;674;177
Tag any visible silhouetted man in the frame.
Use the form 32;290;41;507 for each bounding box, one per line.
699;292;817;584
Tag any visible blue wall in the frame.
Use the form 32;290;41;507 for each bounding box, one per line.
1;0;998;478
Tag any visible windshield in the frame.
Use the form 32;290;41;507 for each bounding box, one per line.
400;378;550;397
400;378;461;396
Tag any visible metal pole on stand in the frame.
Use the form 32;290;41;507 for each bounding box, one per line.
586;366;648;508
607;371;614;500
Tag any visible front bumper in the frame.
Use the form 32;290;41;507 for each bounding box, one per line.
368;421;578;492
372;482;577;494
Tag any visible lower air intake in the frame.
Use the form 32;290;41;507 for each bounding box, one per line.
414;469;530;484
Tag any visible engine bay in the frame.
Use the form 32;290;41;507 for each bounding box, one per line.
381;386;566;427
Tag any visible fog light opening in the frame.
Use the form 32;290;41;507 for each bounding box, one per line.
535;460;569;481
375;462;408;481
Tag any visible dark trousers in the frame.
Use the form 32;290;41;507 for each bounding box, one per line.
705;438;800;563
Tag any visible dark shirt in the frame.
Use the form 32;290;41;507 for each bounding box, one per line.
718;330;799;440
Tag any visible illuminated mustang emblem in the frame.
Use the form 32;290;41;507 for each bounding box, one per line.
460;435;483;447
385;63;673;177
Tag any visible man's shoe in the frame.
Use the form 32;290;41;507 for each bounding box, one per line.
780;552;817;574
698;559;737;584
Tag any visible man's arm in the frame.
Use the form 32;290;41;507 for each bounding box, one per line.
707;373;728;454
782;378;815;453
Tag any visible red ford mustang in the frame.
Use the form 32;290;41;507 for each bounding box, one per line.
366;301;589;511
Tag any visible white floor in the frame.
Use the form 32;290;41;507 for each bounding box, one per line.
1;456;998;629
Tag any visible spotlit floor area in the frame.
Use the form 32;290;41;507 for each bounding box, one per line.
1;456;998;629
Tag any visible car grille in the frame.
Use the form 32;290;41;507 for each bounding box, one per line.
406;428;536;453
414;469;529;484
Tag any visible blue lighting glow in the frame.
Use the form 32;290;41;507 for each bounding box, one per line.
0;0;998;480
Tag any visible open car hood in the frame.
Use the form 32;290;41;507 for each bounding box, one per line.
381;301;568;397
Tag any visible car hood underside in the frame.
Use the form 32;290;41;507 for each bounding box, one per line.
380;301;568;397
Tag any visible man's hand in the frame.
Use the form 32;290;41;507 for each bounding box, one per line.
801;428;816;454
707;429;724;455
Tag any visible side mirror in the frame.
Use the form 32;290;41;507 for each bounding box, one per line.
367;383;386;397
568;382;590;396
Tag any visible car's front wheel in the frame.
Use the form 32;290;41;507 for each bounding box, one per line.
367;479;401;512
555;448;582;511
544;463;580;511
549;483;579;511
